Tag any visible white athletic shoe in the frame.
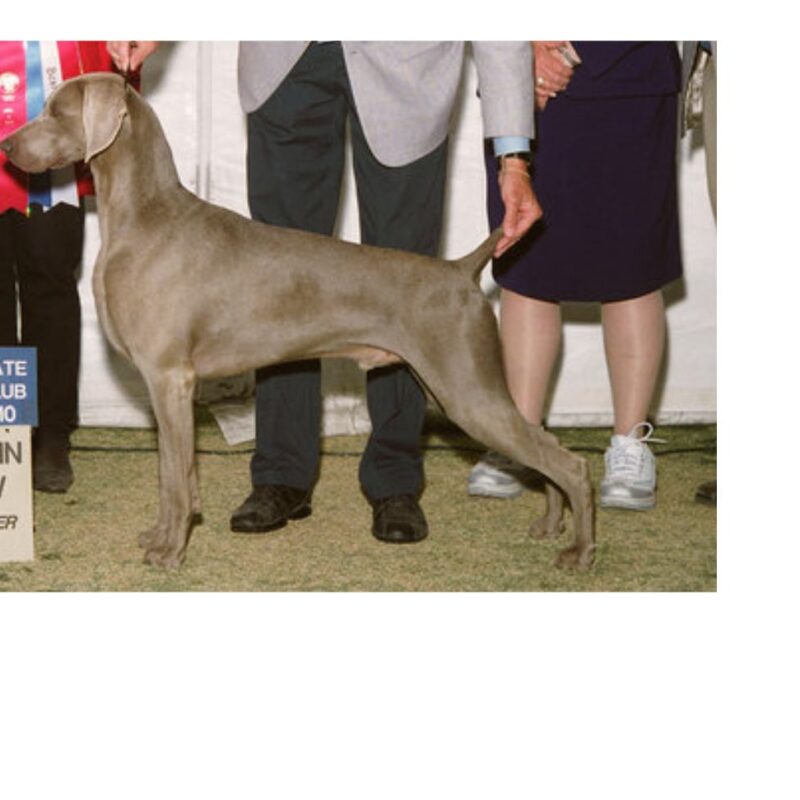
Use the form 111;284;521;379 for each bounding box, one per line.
468;451;528;499
600;422;663;511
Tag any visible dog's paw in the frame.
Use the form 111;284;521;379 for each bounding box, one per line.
143;545;185;570
555;543;595;572
529;516;565;540
139;523;167;549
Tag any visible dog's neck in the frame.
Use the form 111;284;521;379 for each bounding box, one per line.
89;90;185;243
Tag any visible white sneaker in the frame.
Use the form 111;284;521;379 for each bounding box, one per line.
468;451;528;499
600;422;663;511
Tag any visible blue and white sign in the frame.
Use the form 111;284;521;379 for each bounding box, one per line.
0;347;36;562
0;347;38;426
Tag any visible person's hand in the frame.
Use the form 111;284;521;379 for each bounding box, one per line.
533;41;574;111
107;41;159;73
494;158;543;257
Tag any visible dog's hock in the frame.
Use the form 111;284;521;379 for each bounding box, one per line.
83;78;129;162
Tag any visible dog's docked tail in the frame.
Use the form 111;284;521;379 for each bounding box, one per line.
453;227;504;284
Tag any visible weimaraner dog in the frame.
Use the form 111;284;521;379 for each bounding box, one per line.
1;74;595;570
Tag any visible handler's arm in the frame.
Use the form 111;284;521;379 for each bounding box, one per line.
472;42;541;257
107;41;159;73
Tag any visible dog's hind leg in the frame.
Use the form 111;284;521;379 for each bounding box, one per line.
473;405;594;570
137;364;198;568
408;320;595;569
529;481;566;541
459;401;593;569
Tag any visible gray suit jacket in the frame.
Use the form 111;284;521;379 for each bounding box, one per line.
238;41;534;167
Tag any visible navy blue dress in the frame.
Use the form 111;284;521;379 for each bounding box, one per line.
488;42;683;302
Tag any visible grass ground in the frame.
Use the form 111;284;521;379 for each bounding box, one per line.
1;415;716;592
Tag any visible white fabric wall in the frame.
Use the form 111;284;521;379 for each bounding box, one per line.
76;41;716;435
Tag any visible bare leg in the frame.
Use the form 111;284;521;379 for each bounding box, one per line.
499;288;561;425
601;290;666;434
497;290;569;538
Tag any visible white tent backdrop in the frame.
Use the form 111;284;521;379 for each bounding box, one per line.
76;42;716;437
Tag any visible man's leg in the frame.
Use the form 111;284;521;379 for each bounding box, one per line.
348;107;448;541
232;43;350;532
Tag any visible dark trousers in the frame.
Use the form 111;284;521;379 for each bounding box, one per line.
0;203;84;435
246;42;448;500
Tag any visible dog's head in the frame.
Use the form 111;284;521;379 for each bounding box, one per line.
0;73;129;173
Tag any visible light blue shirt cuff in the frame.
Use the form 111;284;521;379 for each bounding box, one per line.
492;136;531;157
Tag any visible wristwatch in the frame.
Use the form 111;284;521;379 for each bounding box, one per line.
496;151;531;170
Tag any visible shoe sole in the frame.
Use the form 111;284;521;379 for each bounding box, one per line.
34;482;72;494
600;496;655;511
468;485;523;499
372;526;428;544
34;470;74;493
230;504;312;534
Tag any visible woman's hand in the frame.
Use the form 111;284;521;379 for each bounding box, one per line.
533;41;575;111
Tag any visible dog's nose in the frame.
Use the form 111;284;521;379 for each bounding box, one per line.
0;138;12;155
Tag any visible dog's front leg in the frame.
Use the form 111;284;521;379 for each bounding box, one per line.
138;366;198;568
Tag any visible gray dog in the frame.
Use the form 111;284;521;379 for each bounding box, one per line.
1;74;595;570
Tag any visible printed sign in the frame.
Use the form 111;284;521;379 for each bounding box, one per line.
0;427;34;561
0;347;38;426
0;348;36;563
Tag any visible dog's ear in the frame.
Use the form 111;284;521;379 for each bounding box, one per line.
82;77;128;163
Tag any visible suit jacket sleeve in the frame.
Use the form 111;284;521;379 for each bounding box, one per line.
471;42;535;140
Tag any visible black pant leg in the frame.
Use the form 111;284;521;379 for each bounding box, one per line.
348;110;449;500
11;203;84;435
0;211;20;345
246;43;350;490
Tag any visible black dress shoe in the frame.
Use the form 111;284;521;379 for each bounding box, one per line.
230;484;312;533
33;431;74;493
695;480;717;506
371;494;428;543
